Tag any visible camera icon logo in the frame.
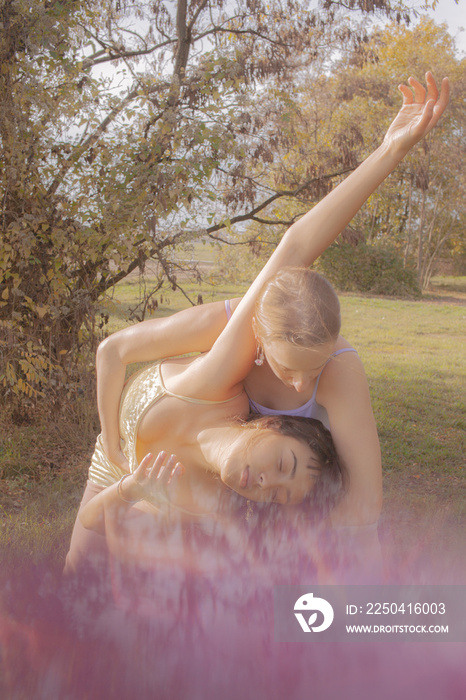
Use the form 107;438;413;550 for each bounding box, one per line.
294;592;334;633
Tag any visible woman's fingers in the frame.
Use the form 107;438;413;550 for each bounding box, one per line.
399;73;446;109
417;78;450;133
161;456;185;485
133;451;155;476
147;451;183;485
416;98;436;133
131;451;185;507
149;450;167;476
408;76;427;103
398;83;414;105
435;77;450;116
396;73;449;139
425;71;439;103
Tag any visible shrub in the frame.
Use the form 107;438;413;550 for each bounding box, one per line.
315;241;421;297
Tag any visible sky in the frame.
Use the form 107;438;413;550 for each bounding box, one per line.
90;1;465;94
422;0;465;55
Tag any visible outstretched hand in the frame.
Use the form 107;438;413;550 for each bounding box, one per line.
131;451;184;508
383;72;449;154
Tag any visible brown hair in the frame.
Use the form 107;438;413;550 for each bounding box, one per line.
242;413;345;520
254;267;341;348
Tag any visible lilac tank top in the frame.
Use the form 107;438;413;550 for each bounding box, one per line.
224;299;357;428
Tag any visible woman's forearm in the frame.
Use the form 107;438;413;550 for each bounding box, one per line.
272;74;449;272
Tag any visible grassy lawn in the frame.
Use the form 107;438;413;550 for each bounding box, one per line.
0;276;465;574
338;291;465;575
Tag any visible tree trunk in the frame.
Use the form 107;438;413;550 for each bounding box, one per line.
403;170;414;266
417;187;427;284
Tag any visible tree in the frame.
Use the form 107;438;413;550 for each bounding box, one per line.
328;18;466;288
240;17;466;291
0;0;410;404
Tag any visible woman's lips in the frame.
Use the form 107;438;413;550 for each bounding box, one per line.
239;465;249;489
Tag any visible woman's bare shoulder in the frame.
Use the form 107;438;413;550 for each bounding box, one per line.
318;336;368;397
334;334;359;353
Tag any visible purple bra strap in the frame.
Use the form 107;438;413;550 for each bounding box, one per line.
311;347;358;401
224;298;232;321
332;348;358;358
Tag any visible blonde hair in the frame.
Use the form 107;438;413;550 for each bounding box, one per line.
254;268;341;348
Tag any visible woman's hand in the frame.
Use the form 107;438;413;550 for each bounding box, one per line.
120;451;184;507
383;72;449;155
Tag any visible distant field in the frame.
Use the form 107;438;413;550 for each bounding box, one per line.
429;275;466;292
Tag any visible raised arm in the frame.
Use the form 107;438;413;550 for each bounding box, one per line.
185;73;449;398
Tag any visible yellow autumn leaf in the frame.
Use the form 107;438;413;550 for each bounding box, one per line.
36;305;49;319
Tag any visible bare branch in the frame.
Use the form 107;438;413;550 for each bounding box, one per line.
46;86;140;197
46;70;176;197
206;165;356;240
188;0;209;32
249;213;303;226
80;39;178;69
92;230;187;298
77;23;177;70
211;26;290;49
156;254;198;306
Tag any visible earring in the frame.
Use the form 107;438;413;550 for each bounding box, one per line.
255;344;264;366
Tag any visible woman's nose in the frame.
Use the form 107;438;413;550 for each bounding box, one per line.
258;471;283;488
258;472;273;490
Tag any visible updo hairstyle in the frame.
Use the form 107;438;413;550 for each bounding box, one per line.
254;268;341;348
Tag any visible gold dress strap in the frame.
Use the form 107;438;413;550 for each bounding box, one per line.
157;360;243;405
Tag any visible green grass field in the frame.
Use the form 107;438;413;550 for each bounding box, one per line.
0;276;465;572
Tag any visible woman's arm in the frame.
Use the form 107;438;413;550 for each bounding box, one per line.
181;73;450;397
97;299;240;467
317;352;383;527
